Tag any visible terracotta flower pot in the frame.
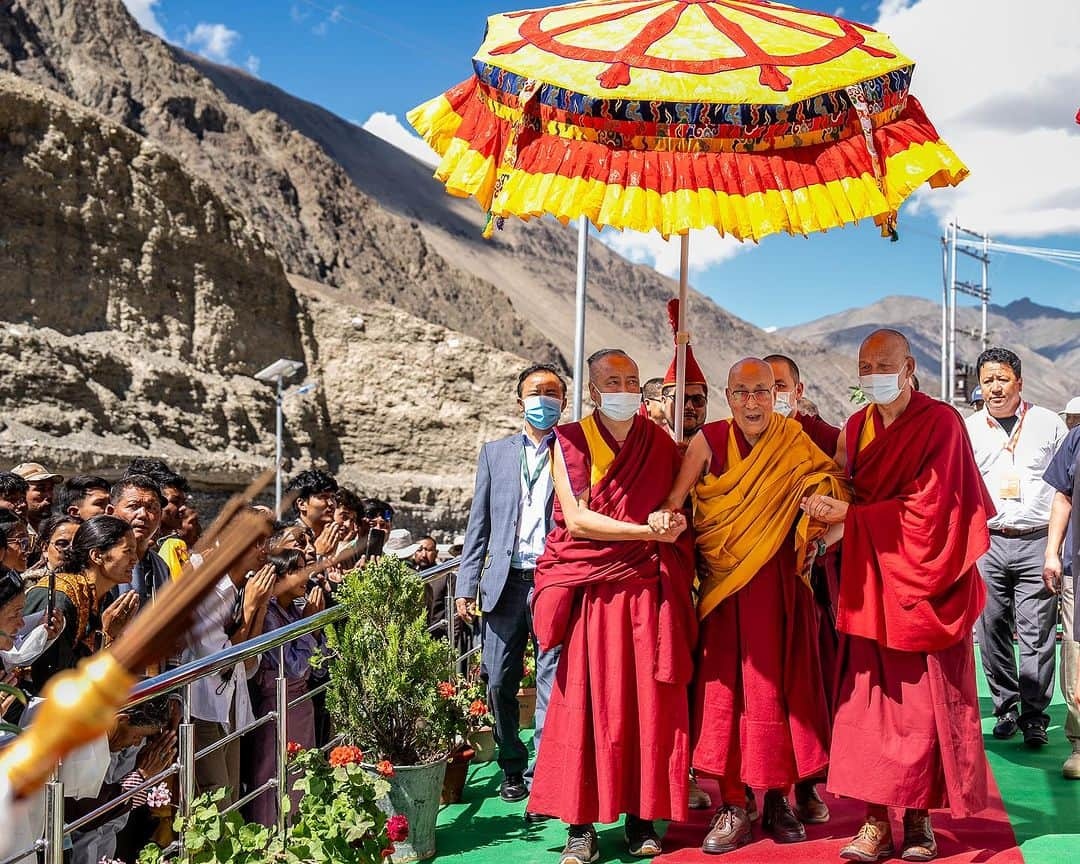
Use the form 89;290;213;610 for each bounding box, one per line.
518;687;537;729
468;726;496;763
441;748;475;804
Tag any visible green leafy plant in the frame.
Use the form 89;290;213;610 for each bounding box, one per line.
137;747;403;864
325;556;466;765
520;640;537;690
0;680;28;737
849;384;871;407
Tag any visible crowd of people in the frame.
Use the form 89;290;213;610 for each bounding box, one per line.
456;329;1080;864
0;460;454;862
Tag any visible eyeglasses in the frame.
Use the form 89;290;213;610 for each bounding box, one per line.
6;536;29;552
664;393;707;408
728;387;775;405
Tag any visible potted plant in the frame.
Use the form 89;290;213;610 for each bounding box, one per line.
136;745;404;864
324;557;464;861
518;641;538;730
459;673;496;765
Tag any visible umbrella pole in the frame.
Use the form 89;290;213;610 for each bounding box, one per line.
572;215;589;421
673;233;689;442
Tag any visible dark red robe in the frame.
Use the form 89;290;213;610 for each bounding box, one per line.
827;391;993;817
796;410;841;458
690;421;831;798
528;414;696;825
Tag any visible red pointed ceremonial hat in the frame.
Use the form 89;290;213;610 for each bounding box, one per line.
663;298;707;388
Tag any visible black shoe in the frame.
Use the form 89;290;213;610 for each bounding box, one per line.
561;824;599;864
625;815;662;857
992;712;1019;740
1021;722;1048;749
525;811;554;824
500;772;529;802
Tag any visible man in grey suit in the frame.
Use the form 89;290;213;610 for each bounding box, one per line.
455;363;566;814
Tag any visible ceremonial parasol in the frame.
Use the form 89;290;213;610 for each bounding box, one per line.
408;0;967;437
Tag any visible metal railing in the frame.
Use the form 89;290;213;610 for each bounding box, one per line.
1;556;469;864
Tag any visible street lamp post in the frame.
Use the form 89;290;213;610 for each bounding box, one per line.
254;358;304;516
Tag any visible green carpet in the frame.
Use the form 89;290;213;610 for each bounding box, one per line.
434;646;1080;863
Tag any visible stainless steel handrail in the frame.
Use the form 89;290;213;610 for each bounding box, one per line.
0;556;468;864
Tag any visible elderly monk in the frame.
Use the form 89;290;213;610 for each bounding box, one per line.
527;348;697;864
803;329;991;862
652;358;849;854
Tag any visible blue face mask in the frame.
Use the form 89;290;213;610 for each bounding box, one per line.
523;394;563;430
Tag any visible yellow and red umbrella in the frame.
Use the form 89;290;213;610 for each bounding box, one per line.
408;0;967;434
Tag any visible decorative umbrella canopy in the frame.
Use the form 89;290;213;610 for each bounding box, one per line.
408;0;966;240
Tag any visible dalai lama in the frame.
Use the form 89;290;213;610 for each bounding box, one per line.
802;329;992;862
652;358;850;854
527;348;697;864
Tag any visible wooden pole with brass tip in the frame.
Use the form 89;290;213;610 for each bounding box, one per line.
0;469;276;799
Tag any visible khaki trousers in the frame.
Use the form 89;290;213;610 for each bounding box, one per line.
1061;571;1080;744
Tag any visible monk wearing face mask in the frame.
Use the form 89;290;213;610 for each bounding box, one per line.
526;348;697;864
765;354;840;458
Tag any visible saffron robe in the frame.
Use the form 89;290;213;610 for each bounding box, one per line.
690;418;846;792
528;413;697;825
827;391;992;816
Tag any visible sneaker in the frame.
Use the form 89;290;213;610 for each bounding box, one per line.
560;824;599;864
625;815;662;857
901;810;937;861
701;804;752;855
1063;742;1080;780
840;816;895;862
992;711;1019;740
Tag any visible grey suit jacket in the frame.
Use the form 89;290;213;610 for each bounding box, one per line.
456;433;555;613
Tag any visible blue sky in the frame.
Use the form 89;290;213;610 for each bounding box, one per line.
129;0;1080;329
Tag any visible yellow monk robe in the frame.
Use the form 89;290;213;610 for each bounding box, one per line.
690;414;851;795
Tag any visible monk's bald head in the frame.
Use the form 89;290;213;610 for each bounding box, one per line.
858;328;916;403
727;358;775;390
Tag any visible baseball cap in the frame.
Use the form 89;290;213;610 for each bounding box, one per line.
11;462;63;483
1061;396;1080;416
969;386;983;405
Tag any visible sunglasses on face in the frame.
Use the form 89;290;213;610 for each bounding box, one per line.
664;393;707;408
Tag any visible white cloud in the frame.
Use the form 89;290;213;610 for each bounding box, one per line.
876;0;1080;236
122;0;165;37
834;6;846;18
598;229;745;278
184;22;240;64
245;54;261;76
361;112;440;167
312;4;345;36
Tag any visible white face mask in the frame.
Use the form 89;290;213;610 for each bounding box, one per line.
859;371;906;405
594;390;641;422
774;392;795;416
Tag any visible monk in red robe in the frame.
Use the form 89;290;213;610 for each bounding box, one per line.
764;353;841;456
528;348;697;864
653;358;849;855
803;329;992;862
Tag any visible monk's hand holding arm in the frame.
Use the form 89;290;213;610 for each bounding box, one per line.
1043;490;1071;595
800;494;848;525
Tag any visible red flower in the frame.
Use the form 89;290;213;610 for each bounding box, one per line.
376;760;396;778
437;681;457;699
468;699;488;717
386;814;410;842
380;845;395;858
329;745;364;767
286;741;302;759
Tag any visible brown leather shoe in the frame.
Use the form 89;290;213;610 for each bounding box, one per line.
840;816;895;862
795;781;830;824
761;790;807;843
689;774;713;810
901;810;938;862
701;804;752;855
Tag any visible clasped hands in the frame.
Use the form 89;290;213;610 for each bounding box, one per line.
800;494;849;524
646;509;688;542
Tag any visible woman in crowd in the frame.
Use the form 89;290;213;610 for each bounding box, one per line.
23;514;141;692
0;508;29;574
23;514;82;582
246;549;326;827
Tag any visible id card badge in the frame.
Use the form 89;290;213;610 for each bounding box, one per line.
999;469;1022;501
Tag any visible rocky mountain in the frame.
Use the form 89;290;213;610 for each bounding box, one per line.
780;295;1078;410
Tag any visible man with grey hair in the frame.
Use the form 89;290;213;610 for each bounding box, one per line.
526;348;697;864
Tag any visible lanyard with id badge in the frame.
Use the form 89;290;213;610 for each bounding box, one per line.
521;443;550;506
994;403;1029;501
